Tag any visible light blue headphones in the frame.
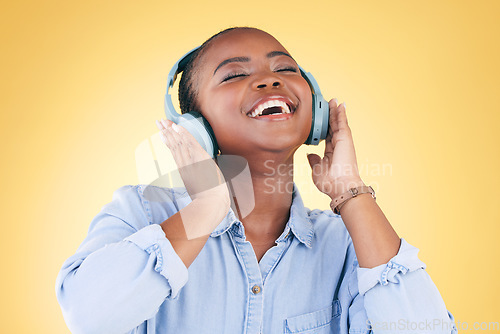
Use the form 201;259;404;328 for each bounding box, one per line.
164;47;329;158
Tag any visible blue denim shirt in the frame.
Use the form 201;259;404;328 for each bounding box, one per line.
56;184;457;334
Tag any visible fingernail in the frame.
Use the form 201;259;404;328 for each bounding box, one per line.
333;98;338;104
172;123;180;133
160;119;169;128
155;120;162;130
343;102;347;109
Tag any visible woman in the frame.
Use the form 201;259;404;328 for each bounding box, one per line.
56;27;457;333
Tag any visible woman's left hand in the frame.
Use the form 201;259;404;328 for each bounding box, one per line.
307;99;365;200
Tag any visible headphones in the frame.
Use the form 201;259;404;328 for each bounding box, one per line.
164;47;329;158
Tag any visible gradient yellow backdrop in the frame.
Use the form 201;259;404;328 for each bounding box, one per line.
1;0;499;332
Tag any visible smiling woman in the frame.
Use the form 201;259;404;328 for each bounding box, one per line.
55;27;458;334
189;28;313;158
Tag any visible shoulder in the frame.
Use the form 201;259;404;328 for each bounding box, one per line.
306;208;355;258
308;208;351;242
133;184;193;222
98;184;191;226
111;184;189;207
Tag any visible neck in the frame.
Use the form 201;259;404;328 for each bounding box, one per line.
228;151;295;244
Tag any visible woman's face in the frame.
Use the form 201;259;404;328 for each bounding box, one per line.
195;29;313;158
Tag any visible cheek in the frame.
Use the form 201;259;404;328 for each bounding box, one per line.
290;76;313;109
201;93;244;141
296;81;314;120
294;81;314;140
201;85;244;115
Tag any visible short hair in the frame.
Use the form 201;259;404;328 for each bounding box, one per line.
178;27;259;115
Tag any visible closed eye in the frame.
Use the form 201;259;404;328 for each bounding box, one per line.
221;72;248;82
221;66;297;83
276;67;298;73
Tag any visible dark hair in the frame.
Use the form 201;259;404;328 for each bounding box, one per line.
178;27;258;115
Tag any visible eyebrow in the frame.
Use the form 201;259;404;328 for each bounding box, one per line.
213;51;295;76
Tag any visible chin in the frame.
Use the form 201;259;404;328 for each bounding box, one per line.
256;134;307;153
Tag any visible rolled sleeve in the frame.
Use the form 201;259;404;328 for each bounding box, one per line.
355;238;457;334
124;224;188;298
55;185;189;334
357;238;426;296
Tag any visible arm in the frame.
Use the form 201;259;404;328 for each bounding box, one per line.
160;194;229;267
55;185;184;334
55;186;228;334
307;99;400;268
56;121;230;334
156;118;231;267
307;100;456;333
330;181;401;268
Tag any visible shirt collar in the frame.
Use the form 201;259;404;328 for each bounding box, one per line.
210;183;314;248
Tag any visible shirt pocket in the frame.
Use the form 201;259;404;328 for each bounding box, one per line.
284;299;341;334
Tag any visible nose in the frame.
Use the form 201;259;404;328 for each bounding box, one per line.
252;72;283;90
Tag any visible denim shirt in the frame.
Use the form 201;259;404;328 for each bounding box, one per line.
56;184;457;334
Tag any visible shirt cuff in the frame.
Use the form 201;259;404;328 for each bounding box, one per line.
356;238;426;296
124;224;188;299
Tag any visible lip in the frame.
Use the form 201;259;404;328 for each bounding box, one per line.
250;113;294;121
245;95;297;117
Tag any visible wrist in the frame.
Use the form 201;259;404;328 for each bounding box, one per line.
329;184;375;215
196;192;231;217
327;178;366;200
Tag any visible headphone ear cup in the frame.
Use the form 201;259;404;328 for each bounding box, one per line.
177;112;219;158
164;47;220;157
305;94;329;145
299;68;329;146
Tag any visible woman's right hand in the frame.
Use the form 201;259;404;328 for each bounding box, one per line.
156;119;231;212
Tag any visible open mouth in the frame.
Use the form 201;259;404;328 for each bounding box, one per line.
246;99;295;118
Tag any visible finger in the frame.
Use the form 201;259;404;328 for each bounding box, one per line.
171;122;213;165
306;153;322;170
324;98;339;156
336;103;350;131
161;128;180;160
155;119;164;131
161;130;188;170
328;98;338;108
158;120;180;154
324;130;334;157
169;123;198;163
160;120;185;149
328;98;338;128
158;120;175;149
167;125;194;165
159;120;189;147
161;124;189;164
160;118;175;128
159;129;169;145
328;98;340;134
171;122;199;151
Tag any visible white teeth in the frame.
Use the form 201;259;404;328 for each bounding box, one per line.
248;99;292;118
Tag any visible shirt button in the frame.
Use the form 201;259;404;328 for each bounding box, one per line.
251;285;262;294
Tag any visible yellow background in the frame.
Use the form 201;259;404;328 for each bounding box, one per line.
1;0;499;332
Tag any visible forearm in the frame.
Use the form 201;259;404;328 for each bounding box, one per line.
160;196;229;268
333;181;400;269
